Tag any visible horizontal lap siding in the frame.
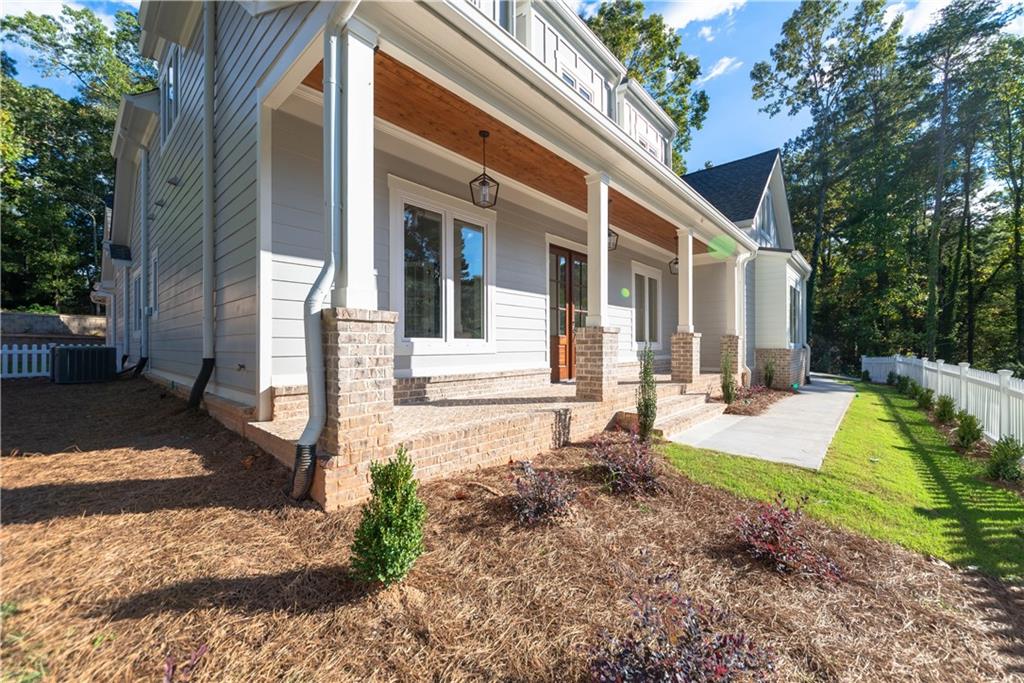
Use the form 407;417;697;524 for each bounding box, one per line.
212;2;317;398
693;262;726;370
745;259;756;368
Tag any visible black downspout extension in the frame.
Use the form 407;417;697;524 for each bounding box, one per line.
290;444;317;500
132;357;148;377
121;354;129;370
187;357;215;409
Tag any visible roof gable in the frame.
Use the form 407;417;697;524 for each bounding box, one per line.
680;149;779;223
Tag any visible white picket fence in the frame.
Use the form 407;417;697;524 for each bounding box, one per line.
861;355;1024;442
1;343;106;379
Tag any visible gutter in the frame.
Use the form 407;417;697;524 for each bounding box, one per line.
188;0;217;409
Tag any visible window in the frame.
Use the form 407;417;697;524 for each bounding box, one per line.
577;84;592;102
757;194;778;247
789;284;800;345
389;176;496;352
159;46;179;144
631;262;661;348
561;71;576;88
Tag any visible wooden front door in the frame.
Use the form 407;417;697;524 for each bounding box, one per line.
549;246;588;381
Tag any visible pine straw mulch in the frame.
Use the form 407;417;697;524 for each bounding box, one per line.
2;378;1023;682
724;386;796;416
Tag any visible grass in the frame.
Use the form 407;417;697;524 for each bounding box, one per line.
663;381;1024;580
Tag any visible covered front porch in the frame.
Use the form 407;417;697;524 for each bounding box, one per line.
253;6;754;507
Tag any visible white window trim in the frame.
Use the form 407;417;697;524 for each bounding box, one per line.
159;45;180;146
630;260;663;351
131;268;142;340
388;175;497;356
786;270;803;349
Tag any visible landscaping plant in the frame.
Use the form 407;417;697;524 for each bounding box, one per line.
350;445;427;586
907;380;922;400
511;460;576;524
763;357;776;389
896;375;910;394
635;344;657;442
721;352;736;404
861;369;871;382
593;432;662;496
589;575;772;682
886;371;898;386
954;411;983;451
735;495;842;582
916;388;935;411
934;395;956;424
986;436;1023;482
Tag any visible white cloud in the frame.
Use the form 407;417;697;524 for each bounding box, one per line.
697;56;743;84
662;0;747;30
574;0;601;19
698;25;715;42
884;0;1022;35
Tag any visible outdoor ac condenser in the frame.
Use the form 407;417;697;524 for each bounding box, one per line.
49;346;116;384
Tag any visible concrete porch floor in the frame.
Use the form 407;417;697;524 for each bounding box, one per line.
247;373;726;488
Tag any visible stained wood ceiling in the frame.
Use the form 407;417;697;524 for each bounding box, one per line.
302;52;707;255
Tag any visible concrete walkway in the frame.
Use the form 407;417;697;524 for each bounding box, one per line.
667;375;857;470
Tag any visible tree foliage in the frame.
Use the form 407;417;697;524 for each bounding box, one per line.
585;0;708;173
1;6;154;312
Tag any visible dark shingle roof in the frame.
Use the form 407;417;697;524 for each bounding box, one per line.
108;243;132;261
681;149;780;222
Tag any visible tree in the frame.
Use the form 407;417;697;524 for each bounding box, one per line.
751;0;900;354
906;0;1010;359
585;0;709;174
0;5;154;312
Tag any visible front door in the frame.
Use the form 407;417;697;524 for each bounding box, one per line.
549;246;587;381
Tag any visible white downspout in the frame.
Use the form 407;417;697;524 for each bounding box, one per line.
188;0;217;408
136;146;151;374
289;23;343;499
122;272;130;366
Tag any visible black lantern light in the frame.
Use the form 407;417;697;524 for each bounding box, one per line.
470;130;499;208
668;257;679;274
608;229;619;251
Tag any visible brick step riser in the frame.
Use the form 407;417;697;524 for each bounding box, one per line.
655;404;727;436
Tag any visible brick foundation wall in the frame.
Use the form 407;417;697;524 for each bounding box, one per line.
719;334;744;387
575;326;619;402
394;368;550;404
754;347;809;389
317;308;398;508
671;332;701;383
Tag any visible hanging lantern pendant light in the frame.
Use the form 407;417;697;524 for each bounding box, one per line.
470;130;499;208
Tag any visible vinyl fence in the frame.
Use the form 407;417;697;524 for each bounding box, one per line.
1;343;107;379
861;355;1023;442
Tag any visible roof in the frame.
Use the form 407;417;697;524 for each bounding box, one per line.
680;149;780;223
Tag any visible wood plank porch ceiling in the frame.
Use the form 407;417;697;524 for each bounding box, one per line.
303;52;708;255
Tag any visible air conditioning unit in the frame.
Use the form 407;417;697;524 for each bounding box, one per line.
50;346;117;384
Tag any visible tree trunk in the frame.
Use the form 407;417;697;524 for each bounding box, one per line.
925;68;952;359
1013;192;1024;364
806;141;829;349
938;140;972;360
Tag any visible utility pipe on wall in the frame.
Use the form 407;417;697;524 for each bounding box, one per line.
188;0;217;408
134;146;151;376
289;23;343;500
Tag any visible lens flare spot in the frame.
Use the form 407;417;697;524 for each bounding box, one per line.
621;287;631;298
708;234;737;260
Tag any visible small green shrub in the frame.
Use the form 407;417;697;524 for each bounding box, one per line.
721;353;736;405
896;375;910;394
886;371;898;386
987;437;1023;482
350;445;427;586
916;388;934;411
763;357;776;389
511;461;576;524
861;370;872;382
934;395;956;424
635;345;657;441
954;411;983;451
907;380;921;399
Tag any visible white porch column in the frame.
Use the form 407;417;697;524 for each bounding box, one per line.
723;256;738;336
585;172;609;327
676;227;693;333
332;18;378;309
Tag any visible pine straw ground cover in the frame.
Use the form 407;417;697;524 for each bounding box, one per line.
2;379;1022;682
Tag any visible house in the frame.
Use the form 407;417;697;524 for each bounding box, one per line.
95;0;810;510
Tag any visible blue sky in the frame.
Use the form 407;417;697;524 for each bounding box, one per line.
5;0;1023;169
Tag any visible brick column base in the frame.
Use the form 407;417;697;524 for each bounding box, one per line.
575;326;619;402
755;347;807;389
316;308;398;510
720;334;742;386
671;331;701;383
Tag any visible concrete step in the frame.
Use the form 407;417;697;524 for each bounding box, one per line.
246;418;304;469
655;401;727;437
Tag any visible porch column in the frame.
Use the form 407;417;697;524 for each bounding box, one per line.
577;172;617;402
671;227;700;383
332;18;378;309
720;256;741;384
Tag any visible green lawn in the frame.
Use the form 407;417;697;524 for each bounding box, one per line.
662;382;1024;580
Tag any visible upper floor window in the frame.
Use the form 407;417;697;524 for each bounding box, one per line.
757;193;778;247
159;46;179;144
